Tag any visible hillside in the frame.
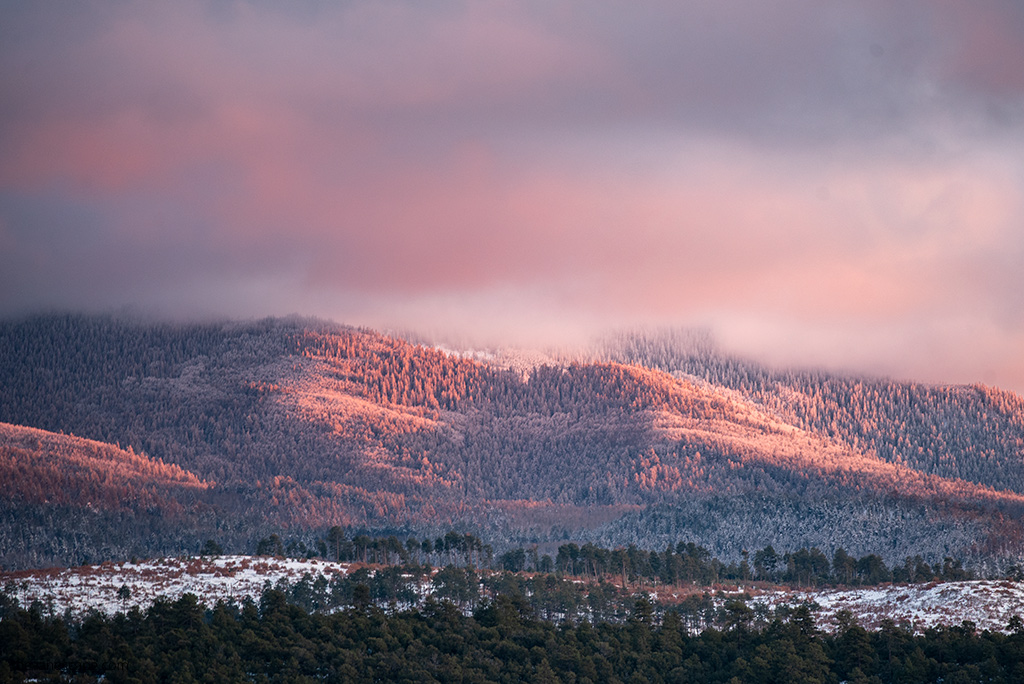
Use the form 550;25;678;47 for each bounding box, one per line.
0;422;208;508
595;329;1024;494
6;559;1024;684
2;314;1024;569
0;422;218;569
5;555;1024;635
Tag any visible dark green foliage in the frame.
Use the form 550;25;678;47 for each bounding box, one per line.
256;534;285;557
492;539;971;589
256;527;974;592
499;547;526;572
200;539;224;556
3;583;1024;683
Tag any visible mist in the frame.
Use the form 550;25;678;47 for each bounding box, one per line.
2;0;1023;392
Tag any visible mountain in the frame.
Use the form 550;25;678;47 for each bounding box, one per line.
594;328;1024;494
2;313;1024;570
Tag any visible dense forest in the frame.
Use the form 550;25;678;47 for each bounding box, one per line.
595;329;1024;494
254;529;974;590
3;314;1024;570
3;576;1024;683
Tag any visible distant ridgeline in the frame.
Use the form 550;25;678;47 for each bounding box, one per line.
2;313;1024;569
593;328;1024;494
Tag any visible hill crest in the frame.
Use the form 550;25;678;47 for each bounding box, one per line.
2;314;1024;569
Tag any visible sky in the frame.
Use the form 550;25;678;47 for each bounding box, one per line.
1;0;1023;392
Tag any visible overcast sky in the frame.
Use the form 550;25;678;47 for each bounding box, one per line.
2;0;1023;391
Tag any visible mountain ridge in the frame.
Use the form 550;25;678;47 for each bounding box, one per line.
2;313;1023;570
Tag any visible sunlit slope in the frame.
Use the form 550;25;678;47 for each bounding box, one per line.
0;422;208;510
596;329;1024;494
289;328;1024;510
3;315;1024;566
0;422;219;569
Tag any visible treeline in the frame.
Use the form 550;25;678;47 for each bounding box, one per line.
526;542;972;588
256;529;494;569
596;495;1009;575
187;564;640;626
254;529;975;589
3;583;1024;683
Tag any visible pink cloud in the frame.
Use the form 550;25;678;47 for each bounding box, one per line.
1;0;1023;392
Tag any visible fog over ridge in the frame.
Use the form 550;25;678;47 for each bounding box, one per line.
1;0;1022;393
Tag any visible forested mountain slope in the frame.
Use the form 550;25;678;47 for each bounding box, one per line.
0;421;216;569
595;329;1024;493
0;422;207;507
2;314;1024;569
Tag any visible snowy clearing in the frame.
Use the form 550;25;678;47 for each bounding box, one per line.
5;557;1024;634
1;555;351;616
748;580;1024;633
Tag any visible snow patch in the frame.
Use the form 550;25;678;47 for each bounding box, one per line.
2;556;350;616
750;580;1024;633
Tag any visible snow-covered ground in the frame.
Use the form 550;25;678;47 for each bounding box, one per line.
750;580;1024;633
5;557;1024;633
1;556;351;616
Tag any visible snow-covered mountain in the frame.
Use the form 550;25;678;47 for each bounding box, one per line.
4;314;1024;569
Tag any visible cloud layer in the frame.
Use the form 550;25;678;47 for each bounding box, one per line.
2;0;1023;390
